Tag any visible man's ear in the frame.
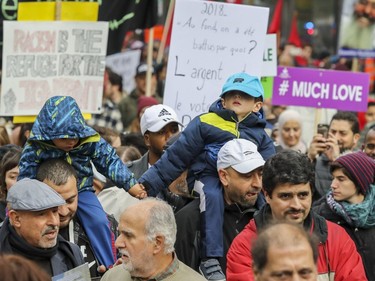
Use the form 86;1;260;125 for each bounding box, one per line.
153;235;164;254
264;190;271;204
353;133;360;147
218;169;229;186
252;101;263;113
8;210;21;228
144;133;151;147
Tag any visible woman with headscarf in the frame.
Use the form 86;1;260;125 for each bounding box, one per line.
276;109;307;153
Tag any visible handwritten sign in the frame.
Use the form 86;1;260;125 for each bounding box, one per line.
163;0;269;125
105;49;142;94
338;0;375;58
272;66;370;112
1;20;108;116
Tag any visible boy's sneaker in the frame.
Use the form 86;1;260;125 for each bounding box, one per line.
199;259;226;281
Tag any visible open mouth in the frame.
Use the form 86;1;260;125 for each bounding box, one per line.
44;230;57;239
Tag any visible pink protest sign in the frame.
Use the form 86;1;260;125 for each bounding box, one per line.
272;66;370;112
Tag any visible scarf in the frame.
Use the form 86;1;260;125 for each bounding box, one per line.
326;185;375;228
8;223;58;259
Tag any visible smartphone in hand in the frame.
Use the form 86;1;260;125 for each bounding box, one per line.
317;124;329;138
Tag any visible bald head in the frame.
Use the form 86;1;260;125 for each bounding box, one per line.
120;198;177;253
252;222;318;281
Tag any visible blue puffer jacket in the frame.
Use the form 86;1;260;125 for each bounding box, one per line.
18;96;137;192
140;99;275;196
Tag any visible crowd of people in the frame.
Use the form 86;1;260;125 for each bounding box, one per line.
0;31;374;281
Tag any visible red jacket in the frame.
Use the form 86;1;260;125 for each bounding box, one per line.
226;205;367;281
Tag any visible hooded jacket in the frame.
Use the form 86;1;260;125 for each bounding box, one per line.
140;99;275;196
18;96;137;192
226;205;367;281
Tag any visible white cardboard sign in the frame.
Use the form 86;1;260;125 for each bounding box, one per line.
105;49;142;94
163;0;269;125
1;21;109;116
261;34;277;77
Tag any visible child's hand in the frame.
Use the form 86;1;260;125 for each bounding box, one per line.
129;183;148;199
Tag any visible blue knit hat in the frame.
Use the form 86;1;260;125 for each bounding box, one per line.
334;151;375;195
221;73;264;99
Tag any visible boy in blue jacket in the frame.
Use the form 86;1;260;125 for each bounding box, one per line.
134;73;276;280
18;96;141;272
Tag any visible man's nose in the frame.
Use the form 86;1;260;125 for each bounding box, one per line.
115;235;126;250
289;196;302;209
251;173;262;189
58;205;69;216
48;211;60;226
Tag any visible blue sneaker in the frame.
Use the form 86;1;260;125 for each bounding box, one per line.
199;259;226;281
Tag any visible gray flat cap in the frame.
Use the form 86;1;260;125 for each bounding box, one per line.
7;178;66;211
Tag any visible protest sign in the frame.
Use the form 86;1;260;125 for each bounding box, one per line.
338;0;375;58
261;34;277;77
163;0;269;125
105;50;142;94
272;66;370;112
1;20;108;116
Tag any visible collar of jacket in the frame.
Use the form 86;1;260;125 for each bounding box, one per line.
254;204;328;243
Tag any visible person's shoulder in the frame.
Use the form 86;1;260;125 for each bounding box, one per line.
176;260;207;280
58;236;85;263
176;198;200;214
230;219;256;248
101;264;131;281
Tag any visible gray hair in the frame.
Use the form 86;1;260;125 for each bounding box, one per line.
144;198;177;254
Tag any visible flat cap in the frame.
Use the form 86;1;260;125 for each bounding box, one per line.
7;178;65;211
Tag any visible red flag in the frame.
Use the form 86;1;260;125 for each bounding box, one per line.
268;0;283;34
288;12;302;47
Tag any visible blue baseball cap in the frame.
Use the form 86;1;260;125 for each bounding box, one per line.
221;73;264;99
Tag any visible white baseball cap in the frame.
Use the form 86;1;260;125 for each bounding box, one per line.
140;104;183;135
217;139;265;173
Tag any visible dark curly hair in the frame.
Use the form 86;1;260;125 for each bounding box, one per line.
262;150;315;197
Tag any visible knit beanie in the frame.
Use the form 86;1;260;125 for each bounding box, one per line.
334;151;375;195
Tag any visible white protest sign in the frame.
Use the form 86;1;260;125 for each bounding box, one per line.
163;0;269;125
261;34;277;77
105;49;142;94
1;21;109;116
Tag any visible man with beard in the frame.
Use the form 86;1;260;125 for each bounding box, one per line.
308;111;360;200
226;150;367;281
174;138;265;276
36;158;118;279
0;178;84;277
339;0;375;50
101;198;206;281
362;124;375;159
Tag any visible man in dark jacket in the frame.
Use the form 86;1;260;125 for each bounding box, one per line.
36;158;118;279
175;138;266;277
0;178;85;277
